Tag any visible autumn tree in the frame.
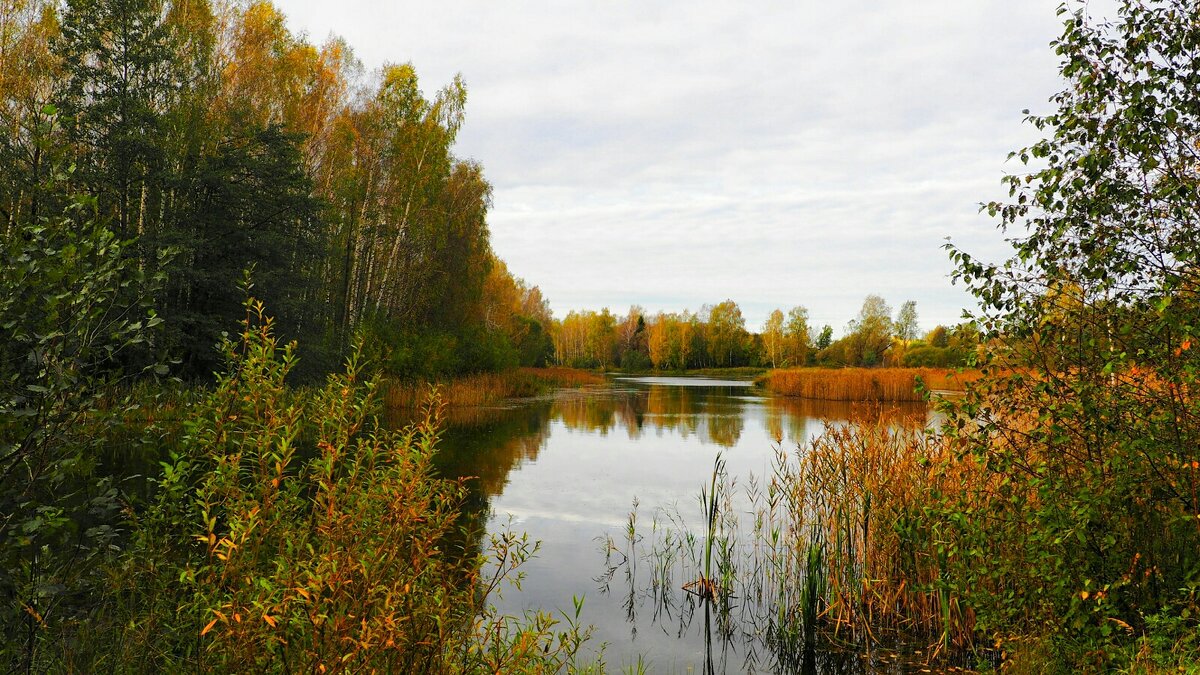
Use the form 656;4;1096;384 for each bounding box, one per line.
705;300;747;368
0;0;63;227
784;305;811;366
940;0;1200;660
646;311;697;371
894;300;919;342
844;295;892;366
645;312;670;369
762;309;785;368
586;309;618;368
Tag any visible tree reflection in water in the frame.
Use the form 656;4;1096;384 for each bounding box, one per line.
388;378;932;673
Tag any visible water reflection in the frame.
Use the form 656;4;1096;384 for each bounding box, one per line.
394;377;929;672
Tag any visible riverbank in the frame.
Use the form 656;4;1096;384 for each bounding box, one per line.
756;367;982;401
385;366;607;408
605;366;768;379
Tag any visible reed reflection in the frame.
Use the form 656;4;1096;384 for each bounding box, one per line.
761;396;928;445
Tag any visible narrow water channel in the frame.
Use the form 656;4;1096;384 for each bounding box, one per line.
425;376;930;673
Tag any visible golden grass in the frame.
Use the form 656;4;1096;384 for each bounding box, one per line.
385;367;606;408
757;367;983;401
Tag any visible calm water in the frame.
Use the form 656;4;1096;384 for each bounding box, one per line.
427;376;930;673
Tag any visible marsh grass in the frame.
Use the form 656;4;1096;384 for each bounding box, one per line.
386;367;607;408
757;367;982;401
605;406;988;670
683;454;729;601
755;418;979;650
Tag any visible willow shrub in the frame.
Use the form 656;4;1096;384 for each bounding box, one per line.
940;0;1200;666
109;300;589;672
0;187;166;672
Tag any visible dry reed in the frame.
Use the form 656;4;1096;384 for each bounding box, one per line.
747;415;985;652
757;367;982;401
625;407;993;666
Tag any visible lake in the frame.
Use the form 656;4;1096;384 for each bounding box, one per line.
428;375;931;673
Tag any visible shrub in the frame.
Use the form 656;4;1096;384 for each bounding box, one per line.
0;192;164;671
619;350;652;371
901;346;966;368
111;300;589;672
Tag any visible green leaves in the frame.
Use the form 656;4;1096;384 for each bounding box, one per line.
0;191;165;667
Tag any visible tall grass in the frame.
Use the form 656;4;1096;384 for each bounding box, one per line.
386;367;606;408
757;367;982;401
609;407;988;669
683;453;727;601
744;418;981;652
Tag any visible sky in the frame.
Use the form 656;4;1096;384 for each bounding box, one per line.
272;0;1074;335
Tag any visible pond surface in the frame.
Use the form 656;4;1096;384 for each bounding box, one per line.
427;376;931;673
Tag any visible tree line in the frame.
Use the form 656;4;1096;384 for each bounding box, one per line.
550;296;980;371
0;0;553;381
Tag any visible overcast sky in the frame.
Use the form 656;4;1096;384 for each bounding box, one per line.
273;0;1074;335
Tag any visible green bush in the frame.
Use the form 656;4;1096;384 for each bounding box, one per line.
619;350;652;371
901;346;965;367
0;192;165;671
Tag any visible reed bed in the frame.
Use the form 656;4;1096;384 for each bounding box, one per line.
607;408;992;670
385;367;606;408
742;417;984;654
757;367;983;401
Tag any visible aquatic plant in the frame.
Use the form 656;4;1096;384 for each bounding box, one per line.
606;406;987;670
683;453;731;602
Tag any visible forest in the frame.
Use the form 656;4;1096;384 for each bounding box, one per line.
0;0;555;384
2;0;1200;672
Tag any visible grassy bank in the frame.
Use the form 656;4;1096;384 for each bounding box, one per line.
609;366;768;378
756;367;982;401
386;366;607;408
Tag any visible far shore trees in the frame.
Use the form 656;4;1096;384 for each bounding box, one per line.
784;306;811;366
762;310;785;368
551;297;968;370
